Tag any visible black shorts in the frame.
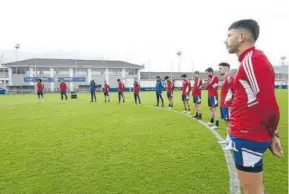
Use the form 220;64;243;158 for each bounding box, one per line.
37;91;43;96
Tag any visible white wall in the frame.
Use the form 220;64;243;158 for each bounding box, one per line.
140;80;156;87
126;78;134;88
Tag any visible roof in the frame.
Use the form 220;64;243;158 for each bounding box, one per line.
3;58;144;69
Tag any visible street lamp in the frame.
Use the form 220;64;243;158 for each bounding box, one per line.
176;51;182;73
281;56;286;66
280;56;287;87
15;43;20;62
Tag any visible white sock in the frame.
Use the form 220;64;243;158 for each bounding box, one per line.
226;134;230;141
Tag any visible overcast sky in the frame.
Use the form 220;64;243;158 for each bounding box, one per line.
0;0;288;72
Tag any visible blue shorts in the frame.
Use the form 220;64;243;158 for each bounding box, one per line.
182;95;189;101
208;96;218;107
231;136;271;173
220;107;229;121
104;92;109;96
167;92;173;98
193;96;201;104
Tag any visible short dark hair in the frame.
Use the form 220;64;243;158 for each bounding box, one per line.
164;76;169;80
156;76;160;79
194;71;200;75
117;79;120;81
228;19;259;41
219;62;230;68
37;79;42;82
205;67;214;73
181;74;187;78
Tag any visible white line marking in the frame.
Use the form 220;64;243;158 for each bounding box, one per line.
153;105;241;194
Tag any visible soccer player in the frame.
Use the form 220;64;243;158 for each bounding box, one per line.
103;81;110;103
205;67;219;128
89;80;96;102
60;80;68;102
133;78;141;105
117;79;125;103
155;76;164;107
181;74;191;114
218;63;234;149
225;19;283;194
192;71;203;119
36;79;44;102
165;76;174;110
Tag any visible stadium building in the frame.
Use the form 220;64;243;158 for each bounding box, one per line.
1;58;144;93
0;58;288;94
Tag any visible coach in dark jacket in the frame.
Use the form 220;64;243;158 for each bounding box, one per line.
89;80;97;102
155;76;164;107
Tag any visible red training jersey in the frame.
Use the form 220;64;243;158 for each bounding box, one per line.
37;83;44;92
230;47;279;142
60;82;67;92
182;79;191;96
104;84;110;92
192;78;202;97
167;80;174;93
206;75;219;97
134;81;140;93
118;82;125;92
220;74;234;107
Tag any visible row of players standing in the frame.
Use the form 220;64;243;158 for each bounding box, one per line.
35;79;68;102
35;78;142;104
157;63;233;124
156;63;234;149
89;78;141;104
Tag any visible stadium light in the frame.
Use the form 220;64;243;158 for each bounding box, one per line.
15;43;20;62
280;56;287;85
176;51;182;73
281;56;286;66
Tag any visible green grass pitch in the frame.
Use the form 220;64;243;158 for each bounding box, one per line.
0;90;287;194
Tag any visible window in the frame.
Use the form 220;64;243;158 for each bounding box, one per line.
0;68;8;77
92;68;104;75
55;68;69;76
39;68;50;75
12;67;29;74
126;69;138;75
75;68;87;76
109;68;121;75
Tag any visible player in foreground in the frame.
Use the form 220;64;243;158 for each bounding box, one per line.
36;79;44;102
117;79;125;103
155;76;164;107
133;78;141;105
165;76;174;110
181;74;191;114
60;80;68;102
89;80;97;102
218;63;234;150
205;68;219;128
225;19;283;194
192;71;203;119
103;81;110;103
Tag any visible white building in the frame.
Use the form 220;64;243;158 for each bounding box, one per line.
2;58;143;92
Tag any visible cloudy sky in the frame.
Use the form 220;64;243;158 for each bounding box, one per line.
0;0;288;72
